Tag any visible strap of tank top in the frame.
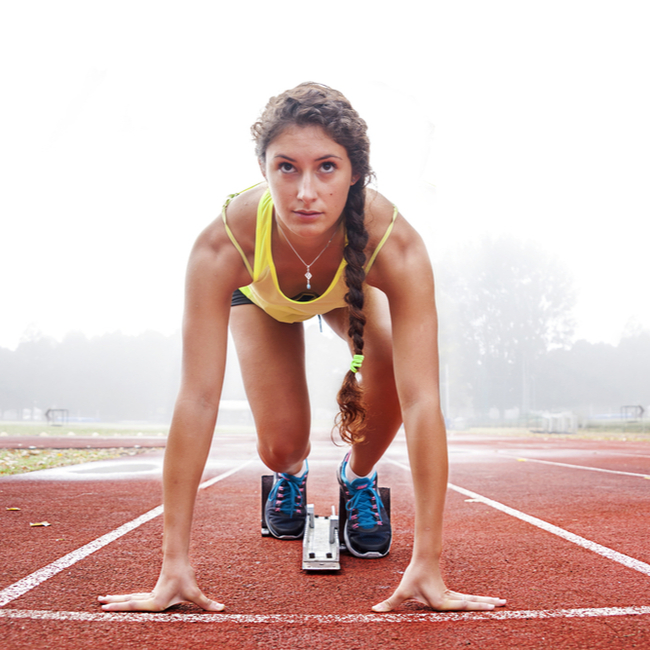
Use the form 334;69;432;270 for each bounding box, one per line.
221;186;259;279
364;204;398;273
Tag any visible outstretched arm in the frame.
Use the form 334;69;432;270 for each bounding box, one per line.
369;216;506;613
99;212;252;612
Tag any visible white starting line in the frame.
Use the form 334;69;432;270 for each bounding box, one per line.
1;606;650;625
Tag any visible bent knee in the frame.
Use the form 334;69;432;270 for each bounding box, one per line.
257;430;310;473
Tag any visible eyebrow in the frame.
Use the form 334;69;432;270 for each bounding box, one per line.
273;154;343;162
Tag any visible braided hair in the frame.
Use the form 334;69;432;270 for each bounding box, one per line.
251;83;372;444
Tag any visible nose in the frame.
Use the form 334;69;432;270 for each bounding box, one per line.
297;173;317;204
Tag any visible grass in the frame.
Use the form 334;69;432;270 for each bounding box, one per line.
0;447;161;476
457;426;650;442
0;421;168;438
0;422;166;475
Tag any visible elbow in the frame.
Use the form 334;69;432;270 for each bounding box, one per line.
174;388;221;418
400;390;442;417
400;393;445;431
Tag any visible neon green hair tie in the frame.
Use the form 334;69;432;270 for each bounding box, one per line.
350;354;364;373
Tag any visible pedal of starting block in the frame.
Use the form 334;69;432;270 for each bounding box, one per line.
261;474;273;536
302;504;340;571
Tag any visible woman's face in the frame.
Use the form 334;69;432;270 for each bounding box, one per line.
261;124;359;243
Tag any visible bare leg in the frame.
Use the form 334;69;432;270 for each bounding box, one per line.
229;304;311;475
324;287;402;476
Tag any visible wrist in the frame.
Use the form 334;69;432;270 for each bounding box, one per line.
412;527;443;562
161;545;192;565
160;556;193;580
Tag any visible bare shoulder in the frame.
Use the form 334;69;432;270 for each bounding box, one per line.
189;183;265;290
219;183;266;249
364;190;433;293
364;188;422;254
224;183;266;224
364;189;398;245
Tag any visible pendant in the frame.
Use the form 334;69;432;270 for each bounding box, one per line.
305;270;312;290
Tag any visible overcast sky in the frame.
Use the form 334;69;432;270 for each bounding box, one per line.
1;1;649;350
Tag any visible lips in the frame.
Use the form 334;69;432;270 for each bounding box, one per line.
293;210;323;221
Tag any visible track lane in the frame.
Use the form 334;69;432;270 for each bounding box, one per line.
2;433;650;649
0;461;254;607
5;459;649;613
446;455;650;565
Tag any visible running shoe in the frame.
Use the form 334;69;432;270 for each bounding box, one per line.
337;452;392;558
265;464;308;540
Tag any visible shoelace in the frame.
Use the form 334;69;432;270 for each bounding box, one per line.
269;472;306;516
345;478;384;529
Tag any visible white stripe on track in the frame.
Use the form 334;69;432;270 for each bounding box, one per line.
501;454;650;479
0;460;254;608
600;451;650;460
0;606;649;624
387;459;650;577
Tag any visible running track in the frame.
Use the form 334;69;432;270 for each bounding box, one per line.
1;430;649;649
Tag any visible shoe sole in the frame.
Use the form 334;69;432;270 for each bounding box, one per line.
267;527;304;540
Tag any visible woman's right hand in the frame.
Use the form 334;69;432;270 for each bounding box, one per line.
98;561;224;613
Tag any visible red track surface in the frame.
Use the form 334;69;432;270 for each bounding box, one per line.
1;431;649;649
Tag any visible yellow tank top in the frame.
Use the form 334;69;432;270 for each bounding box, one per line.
222;188;397;323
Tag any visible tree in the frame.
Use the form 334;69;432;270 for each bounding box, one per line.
0;330;182;422
437;236;575;417
535;331;650;414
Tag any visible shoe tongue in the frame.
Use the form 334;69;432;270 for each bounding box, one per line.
352;478;371;490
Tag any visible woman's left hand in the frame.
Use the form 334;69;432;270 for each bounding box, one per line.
371;559;506;613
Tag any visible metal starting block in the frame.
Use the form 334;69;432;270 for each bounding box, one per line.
260;475;273;537
302;504;340;571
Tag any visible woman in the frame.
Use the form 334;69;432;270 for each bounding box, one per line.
99;83;505;613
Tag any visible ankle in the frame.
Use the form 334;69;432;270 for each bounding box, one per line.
345;459;374;483
284;460;308;478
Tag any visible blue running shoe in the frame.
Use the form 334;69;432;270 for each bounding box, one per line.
337;453;392;558
265;463;308;540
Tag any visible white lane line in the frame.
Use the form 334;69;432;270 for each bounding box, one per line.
0;460;254;608
600;451;650;460
0;606;649;624
198;460;255;490
500;454;650;479
386;459;650;577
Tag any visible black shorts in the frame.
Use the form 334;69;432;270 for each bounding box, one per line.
231;288;325;329
231;289;255;307
231;288;321;307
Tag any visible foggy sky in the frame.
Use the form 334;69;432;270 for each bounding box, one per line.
1;1;649;351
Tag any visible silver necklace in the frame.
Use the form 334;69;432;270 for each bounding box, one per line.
275;218;339;290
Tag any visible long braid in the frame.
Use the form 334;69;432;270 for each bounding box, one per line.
251;82;373;445
335;184;369;444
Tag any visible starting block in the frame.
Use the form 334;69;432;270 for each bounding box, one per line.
302;504;340;570
260;475;274;537
261;475;341;570
260;475;390;571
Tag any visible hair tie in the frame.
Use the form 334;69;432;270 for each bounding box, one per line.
350;354;364;373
